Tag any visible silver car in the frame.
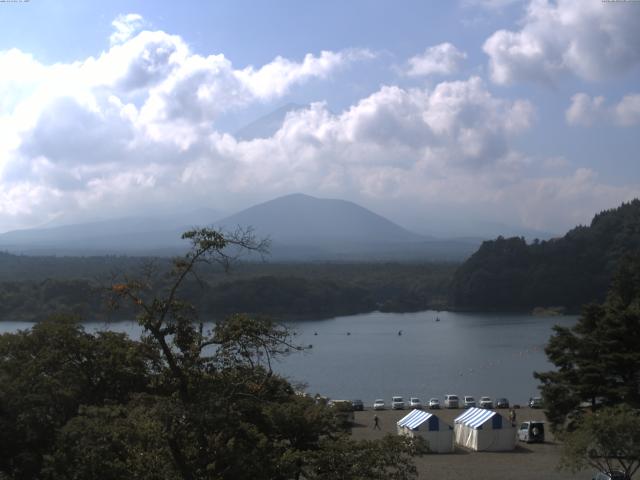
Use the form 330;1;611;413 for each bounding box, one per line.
479;396;493;409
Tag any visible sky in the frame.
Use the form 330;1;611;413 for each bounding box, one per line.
0;0;639;236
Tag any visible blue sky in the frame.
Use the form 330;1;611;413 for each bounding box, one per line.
0;0;638;236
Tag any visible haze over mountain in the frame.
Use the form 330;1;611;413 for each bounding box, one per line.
0;209;220;256
0;193;483;260
214;193;485;260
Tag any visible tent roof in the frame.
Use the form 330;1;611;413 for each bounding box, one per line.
454;407;499;429
397;409;434;429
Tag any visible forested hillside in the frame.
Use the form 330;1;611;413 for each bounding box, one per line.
450;200;640;311
0;257;455;321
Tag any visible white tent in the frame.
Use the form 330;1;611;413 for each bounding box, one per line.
454;407;516;451
396;409;454;453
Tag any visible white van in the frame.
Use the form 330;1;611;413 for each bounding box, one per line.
518;421;545;443
444;394;459;408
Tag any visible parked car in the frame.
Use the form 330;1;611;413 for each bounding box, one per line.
517;421;545;443
428;398;441;409
495;397;510;409
351;399;364;411
529;396;543;408
391;396;405;410
479;396;493;409
409;397;423;409
463;395;476;408
592;470;631;480
444;394;459;408
373;399;385;410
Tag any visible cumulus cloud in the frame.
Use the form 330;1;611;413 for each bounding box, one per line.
566;92;640;126
0;13;635;235
406;43;467;77
483;0;640;84
110;13;145;45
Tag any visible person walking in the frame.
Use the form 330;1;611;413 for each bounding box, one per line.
373;414;381;430
509;408;516;426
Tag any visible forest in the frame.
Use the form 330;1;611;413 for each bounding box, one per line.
0;256;455;322
450;200;640;311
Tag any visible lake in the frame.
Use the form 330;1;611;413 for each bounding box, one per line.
1;310;576;406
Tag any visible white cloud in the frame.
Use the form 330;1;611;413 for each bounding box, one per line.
238;49;375;99
406;43;467;77
110;13;145;45
483;0;640;84
614;94;640;126
565;93;606;126
0;13;636;235
566;92;640;126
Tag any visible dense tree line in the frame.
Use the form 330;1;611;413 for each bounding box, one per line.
0;259;455;322
450;200;640;311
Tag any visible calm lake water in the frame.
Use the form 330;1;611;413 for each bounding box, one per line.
1;310;576;406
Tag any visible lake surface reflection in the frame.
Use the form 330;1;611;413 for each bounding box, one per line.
1;310;576;406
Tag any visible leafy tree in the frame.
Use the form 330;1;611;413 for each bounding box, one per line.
303;435;428;480
534;255;640;430
108;228;427;479
560;405;640;478
0;315;156;479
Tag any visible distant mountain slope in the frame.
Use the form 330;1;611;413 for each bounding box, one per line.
0;193;481;261
450;199;640;311
216;193;425;245
0;209;220;255
234;103;305;141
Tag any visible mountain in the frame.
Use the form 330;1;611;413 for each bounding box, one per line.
0;209;220;256
234;103;305;141
450;199;640;311
217;193;423;244
215;193;483;261
0;194;482;261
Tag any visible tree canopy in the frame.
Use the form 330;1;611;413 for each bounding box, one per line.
534;254;640;430
560;405;640;479
450;199;640;311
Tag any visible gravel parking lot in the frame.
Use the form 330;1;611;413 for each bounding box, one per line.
351;407;589;480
